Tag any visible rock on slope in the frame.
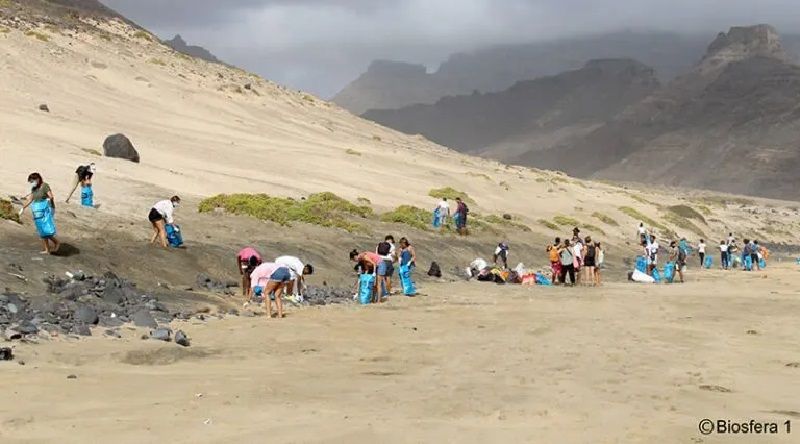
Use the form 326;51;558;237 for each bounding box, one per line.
363;59;660;156
164;34;223;65
529;25;800;200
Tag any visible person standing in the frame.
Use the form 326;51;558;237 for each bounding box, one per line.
18;173;61;254
436;198;450;229
594;242;604;286
559;240;576;286
454;197;469;235
547;237;562;285
637;222;647;245
720;240;729;270
65;163;96;205
697;239;706;268
583;236;597;286
148;196;181;248
750;240;761;271
493;242;509;269
376;236;396;296
646;235;659;275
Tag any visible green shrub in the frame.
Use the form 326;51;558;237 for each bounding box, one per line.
538;219;559;230
133;30;153;41
380;205;430;230
619;206;666;230
697;205;712;216
356;197;371;204
148;58;167;66
480;214;532;232
663;212;705;237
591;212;619;226
345;148;361;156
0;199;19;223
25;30;49;42
667;205;706;223
553;215;579;227
582;223;606;236
81;148;102;156
697;195;756;207
428;187;475;205
198;192;372;232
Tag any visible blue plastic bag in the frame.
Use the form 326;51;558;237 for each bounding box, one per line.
165;223;183;248
534;272;552;286
432;208;441;228
759;258;767;269
744;255;753;271
31;200;56;238
703;255;713;269
635;255;647;273
358;274;375;305
663;262;675;283
80;185;93;207
652;268;662;283
399;264;416;296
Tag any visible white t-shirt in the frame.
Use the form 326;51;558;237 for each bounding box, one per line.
720;244;728;252
153;200;176;224
275;255;304;280
698;242;706;254
437;200;450;213
638;225;646;235
573;243;583;259
646;242;659;261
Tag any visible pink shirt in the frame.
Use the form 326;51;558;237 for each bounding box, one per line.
250;262;280;288
360;252;382;265
238;247;261;262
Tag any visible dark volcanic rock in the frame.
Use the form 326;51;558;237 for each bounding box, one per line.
102;133;140;163
71;324;92;336
150;327;172;342
73;305;99;325
174;330;190;347
98;314;124;327
131;309;157;328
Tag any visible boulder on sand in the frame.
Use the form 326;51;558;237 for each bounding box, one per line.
102;133;140;163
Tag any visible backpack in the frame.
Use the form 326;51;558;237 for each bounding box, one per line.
377;242;391;256
548;247;559;262
462;203;470;215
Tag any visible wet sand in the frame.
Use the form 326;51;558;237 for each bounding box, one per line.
2;265;799;443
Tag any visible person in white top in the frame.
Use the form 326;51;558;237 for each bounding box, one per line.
436;198;450;228
697;239;707;267
637;223;646;244
572;240;584;284
275;255;314;299
646;236;659;274
148;196;181;248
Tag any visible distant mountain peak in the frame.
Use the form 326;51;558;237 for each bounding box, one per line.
164;34;223;65
701;25;787;70
366;60;427;75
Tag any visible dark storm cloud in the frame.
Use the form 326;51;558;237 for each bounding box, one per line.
100;0;800;97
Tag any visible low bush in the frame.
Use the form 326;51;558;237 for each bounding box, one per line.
553;215;579;227
619;206;666;230
1;199;19;223
480;214;531;232
582;223;606;236
667;205;706;223
133;30;152;41
345;148;361;156
198;192;372;232
25;30;49;42
591;212;619;226
428;187;475;205
81;148;102;156
538;219;559;230
148;58;167;66
380;205;430;231
663;212;705;237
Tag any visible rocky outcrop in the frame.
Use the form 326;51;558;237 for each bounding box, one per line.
700;24;787;73
363;58;659;155
164;34;223;65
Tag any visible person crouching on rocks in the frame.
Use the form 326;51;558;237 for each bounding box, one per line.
237;247;262;299
248;262;292;318
18;172;61;254
148;196;180;248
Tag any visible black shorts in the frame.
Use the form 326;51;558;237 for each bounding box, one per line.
751;253;759;263
584;257;596;267
148;208;163;223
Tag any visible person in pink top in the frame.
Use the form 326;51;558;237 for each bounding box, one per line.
349;249;382;302
248;262;292;319
236;247;262;298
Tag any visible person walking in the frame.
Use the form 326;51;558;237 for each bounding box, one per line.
65;163;96;206
697;239;706;268
558;240;576;286
454;197;469;235
436;198;450;229
18;173;61;254
720;240;729;270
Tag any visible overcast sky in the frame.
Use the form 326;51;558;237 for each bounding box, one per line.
100;0;800;98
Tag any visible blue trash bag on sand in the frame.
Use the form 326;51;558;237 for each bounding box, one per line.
703;255;713;269
399;264;416;296
31;200;56;238
432;208;441;228
652;268;662;283
80;185;94;207
744;255;753;271
663;262;676;283
358;274;375;305
759;258;767;269
635;255;647;273
534;273;552;286
165;223;183;248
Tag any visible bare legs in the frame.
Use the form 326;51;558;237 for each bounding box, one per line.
150;220;168;248
264;281;285;318
40;236;60;254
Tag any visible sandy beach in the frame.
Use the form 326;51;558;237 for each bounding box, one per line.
3;265;799;443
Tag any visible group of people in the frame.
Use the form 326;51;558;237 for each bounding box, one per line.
433;197;470;235
349;235;418;302
546;227;604;286
718;233;769;271
237;247;315;319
